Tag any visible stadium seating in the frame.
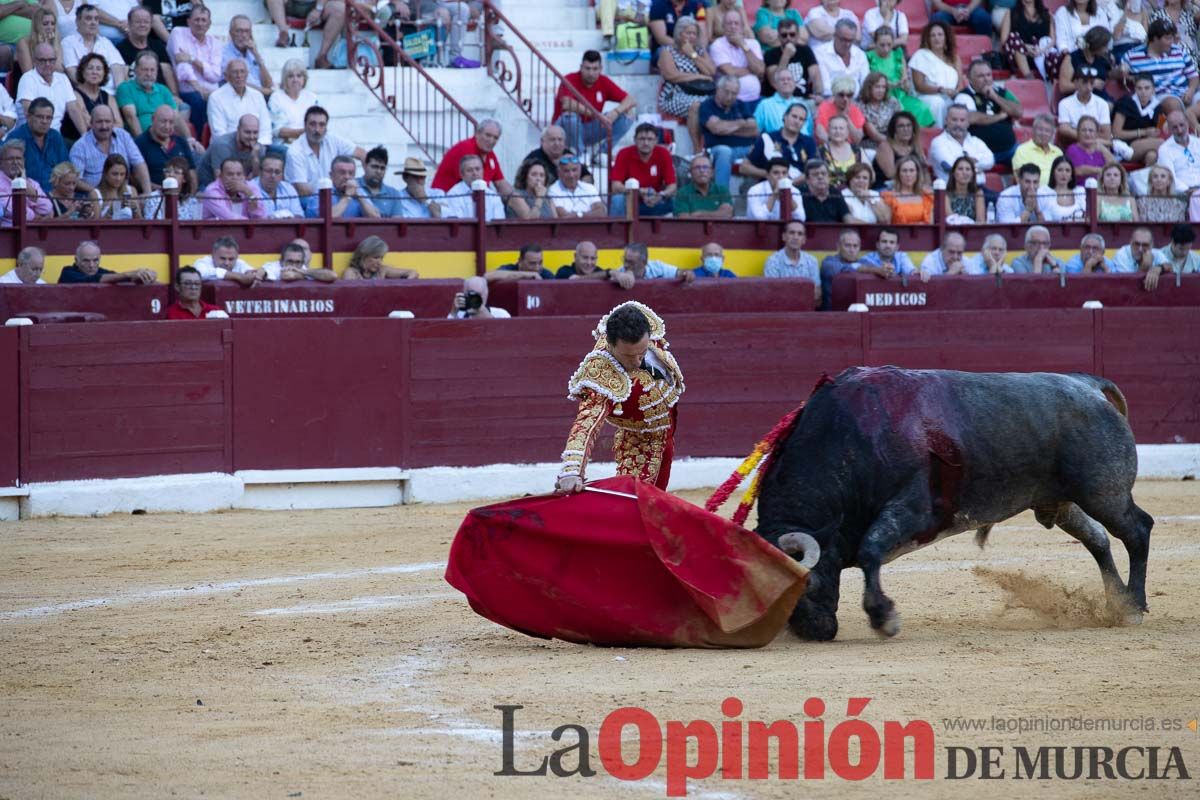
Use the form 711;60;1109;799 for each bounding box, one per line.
919;125;941;155
1005;78;1053;126
955;35;993;68
902;0;930;31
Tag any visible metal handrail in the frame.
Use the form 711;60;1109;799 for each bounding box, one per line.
481;0;614;168
344;5;479;164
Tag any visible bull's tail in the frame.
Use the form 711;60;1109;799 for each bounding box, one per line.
1072;374;1129;418
705;376;834;526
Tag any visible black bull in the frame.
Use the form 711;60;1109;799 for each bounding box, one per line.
755;367;1153;641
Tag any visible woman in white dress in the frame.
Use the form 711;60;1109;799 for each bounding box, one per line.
53;0;78;39
861;0;908;49
804;0;860;44
841;162;890;222
1043;156;1087;222
1054;0;1113;53
1108;0;1148;62
268;59;319;147
908;21;963;127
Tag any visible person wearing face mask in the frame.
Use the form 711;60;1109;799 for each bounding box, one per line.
694;242;737;278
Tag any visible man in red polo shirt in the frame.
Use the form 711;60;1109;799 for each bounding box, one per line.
554;50;638;156
431;119;512;198
166;266;223;320
609;123;676;217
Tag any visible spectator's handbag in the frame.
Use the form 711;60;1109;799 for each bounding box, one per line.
615;22;651;51
678;77;716;96
605;50;651;75
328;31;382;68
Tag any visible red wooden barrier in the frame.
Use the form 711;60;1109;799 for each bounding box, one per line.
0;327;17;488
230;319;408;470
1098;309;1200;443
18;321;233;482
201;280;463;318
666;313;867;458
0;285;170;322
487;278;818;317
2;310;1197;485
863;309;1099;373
831;274;1200;312
403;318;590;468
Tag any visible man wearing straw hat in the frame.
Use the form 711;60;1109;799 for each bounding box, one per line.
395;156;445;218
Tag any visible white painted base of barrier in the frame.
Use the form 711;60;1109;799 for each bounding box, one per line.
236;468;409;511
1135;444;1200;480
403;457;743;505
0;485;26;521
5;445;1197;519
19;473;242;519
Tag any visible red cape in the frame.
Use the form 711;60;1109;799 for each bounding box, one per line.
444;476;810;648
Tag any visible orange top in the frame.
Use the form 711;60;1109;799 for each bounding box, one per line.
882;190;934;224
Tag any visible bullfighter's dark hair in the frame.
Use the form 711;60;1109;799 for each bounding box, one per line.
605;305;652;346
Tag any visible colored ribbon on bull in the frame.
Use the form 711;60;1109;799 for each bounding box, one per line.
704;405;805;526
704;375;835;526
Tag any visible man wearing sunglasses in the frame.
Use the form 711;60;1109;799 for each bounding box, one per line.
813;19;868;98
762;18;820;100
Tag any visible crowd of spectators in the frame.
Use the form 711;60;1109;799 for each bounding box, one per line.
4;1;1200;224
632;0;1200;227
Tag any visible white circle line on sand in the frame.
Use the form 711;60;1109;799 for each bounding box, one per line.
7;534;1199;624
0;561;448;621
253;591;460;616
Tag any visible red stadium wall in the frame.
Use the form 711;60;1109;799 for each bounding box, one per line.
0;327;18;489
231;319;406;470
18;322;233;483
2;310;1197;489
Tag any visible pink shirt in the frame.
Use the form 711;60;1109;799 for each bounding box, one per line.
168;28;222;94
0;172;53;226
200;180;267;220
709;36;764;103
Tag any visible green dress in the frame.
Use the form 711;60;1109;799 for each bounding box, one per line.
867;48;936;129
1098;197;1135;222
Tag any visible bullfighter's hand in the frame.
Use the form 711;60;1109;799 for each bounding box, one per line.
555;476;584;494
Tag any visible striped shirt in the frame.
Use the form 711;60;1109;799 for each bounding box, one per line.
1121;44;1198;99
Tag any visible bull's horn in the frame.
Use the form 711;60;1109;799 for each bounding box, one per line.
777;532;820;569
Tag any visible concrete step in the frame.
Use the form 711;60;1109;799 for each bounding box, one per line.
207;0;271;26
505;6;593;30
202;0;600;178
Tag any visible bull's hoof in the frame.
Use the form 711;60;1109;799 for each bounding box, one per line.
873;611;901;639
789;607;838;642
1106;597;1145;627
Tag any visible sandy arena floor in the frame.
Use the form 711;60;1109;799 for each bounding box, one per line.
1;482;1198;800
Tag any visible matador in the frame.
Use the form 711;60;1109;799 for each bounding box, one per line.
554;301;685;493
